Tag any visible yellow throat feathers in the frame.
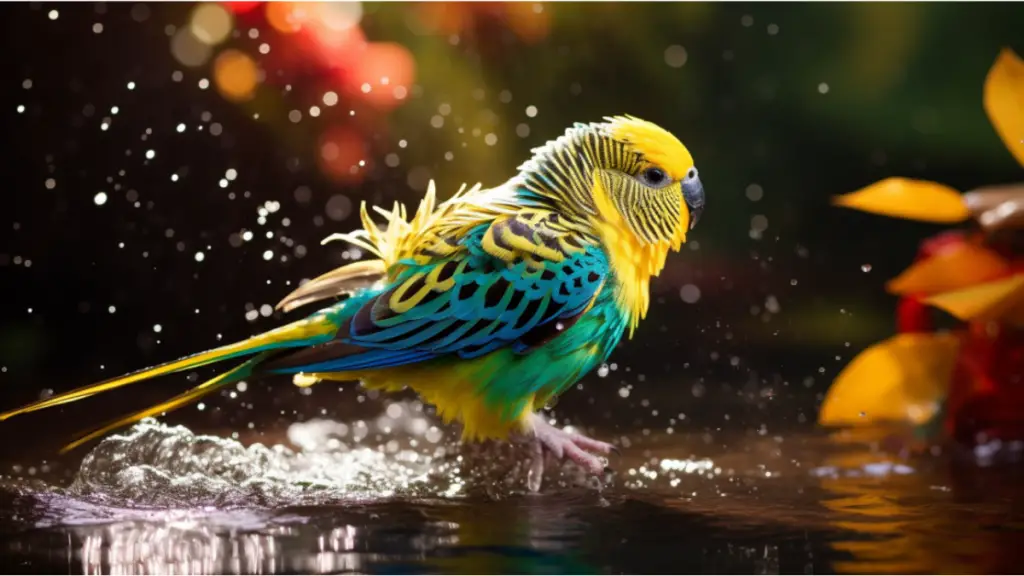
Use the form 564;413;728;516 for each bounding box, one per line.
592;116;695;337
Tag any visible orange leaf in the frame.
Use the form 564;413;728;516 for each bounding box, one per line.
922;273;1024;325
818;333;959;427
886;243;1010;296
832;178;969;223
984;48;1024;168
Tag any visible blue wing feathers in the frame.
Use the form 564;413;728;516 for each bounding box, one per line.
269;221;608;375
296;348;438;373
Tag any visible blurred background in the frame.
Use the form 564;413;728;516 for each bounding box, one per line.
1;1;1023;456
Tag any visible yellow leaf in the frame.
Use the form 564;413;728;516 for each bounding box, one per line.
818;333;959;426
886;243;1009;296
832;178;969;223
984;48;1024;168
922;273;1024;325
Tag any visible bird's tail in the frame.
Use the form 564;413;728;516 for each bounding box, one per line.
0;181;490;453
0;312;341;453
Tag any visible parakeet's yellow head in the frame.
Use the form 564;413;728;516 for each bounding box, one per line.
515;115;704;246
515;115;704;335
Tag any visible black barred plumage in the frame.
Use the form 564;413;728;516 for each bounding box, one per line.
515;121;647;221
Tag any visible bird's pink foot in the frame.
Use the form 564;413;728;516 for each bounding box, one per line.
518;413;617;492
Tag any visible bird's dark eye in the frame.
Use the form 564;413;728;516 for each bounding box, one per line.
639;167;669;188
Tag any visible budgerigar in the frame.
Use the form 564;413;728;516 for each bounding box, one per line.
0;115;705;490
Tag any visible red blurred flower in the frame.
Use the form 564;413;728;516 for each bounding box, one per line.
222;1;261;15
318;125;372;185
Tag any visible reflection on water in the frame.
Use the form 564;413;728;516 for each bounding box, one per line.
818;435;1024;575
67;511;460;575
1;405;1022;574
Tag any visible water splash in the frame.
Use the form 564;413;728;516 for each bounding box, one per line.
26;399;606;516
65;403;466;508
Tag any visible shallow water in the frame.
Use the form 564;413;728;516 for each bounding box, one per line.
1;401;1022;575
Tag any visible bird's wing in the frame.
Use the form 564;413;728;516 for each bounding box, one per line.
263;211;608;373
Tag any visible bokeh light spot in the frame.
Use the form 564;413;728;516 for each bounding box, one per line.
317;2;363;31
680;284;701;304
318;126;370;184
171;27;213;68
664;45;688;68
325;194;353;221
190;3;234;46
265;2;303;34
213;49;259;102
504;2;551;44
349;42;415;109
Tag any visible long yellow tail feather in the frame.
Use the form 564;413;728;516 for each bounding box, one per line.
0;314;335;422
59;353;270;454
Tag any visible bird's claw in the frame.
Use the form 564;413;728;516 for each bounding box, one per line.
520;413;617;493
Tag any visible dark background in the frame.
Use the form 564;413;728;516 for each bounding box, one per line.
1;2;1022;458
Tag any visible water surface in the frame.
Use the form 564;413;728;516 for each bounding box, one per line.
1;401;1022;575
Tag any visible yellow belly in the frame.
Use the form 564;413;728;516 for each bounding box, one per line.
296;354;536;442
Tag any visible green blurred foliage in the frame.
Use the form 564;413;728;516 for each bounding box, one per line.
361;2;1022;238
348;2;1023;344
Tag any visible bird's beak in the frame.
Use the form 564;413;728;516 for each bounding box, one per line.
682;173;705;231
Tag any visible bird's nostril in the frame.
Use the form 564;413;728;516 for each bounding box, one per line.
687;169;696;180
